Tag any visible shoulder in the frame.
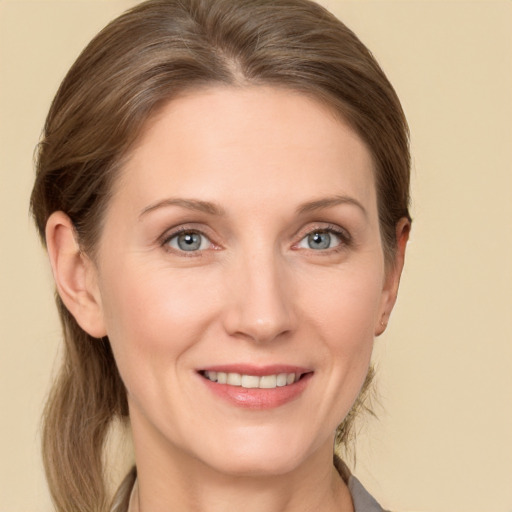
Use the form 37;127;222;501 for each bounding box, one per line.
348;474;390;512
334;455;390;512
110;466;137;512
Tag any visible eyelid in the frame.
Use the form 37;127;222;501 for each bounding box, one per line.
167;231;210;251
159;224;220;254
292;223;352;251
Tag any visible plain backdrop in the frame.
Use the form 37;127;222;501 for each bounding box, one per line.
0;1;511;511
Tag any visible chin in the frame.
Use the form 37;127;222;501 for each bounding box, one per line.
208;452;305;478
190;426;322;478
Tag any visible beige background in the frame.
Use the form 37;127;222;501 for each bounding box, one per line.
1;1;511;511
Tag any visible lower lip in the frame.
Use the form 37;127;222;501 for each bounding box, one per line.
199;373;313;410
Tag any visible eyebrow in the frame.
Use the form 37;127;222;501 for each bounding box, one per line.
296;195;367;217
138;194;366;220
138;198;226;219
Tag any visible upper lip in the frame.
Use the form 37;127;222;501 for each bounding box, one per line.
197;364;312;377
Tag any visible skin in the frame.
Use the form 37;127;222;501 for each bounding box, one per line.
46;86;409;512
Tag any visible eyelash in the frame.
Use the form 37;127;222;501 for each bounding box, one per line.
160;226;216;256
294;224;351;254
160;224;351;255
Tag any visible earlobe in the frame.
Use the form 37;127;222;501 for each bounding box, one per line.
375;218;410;336
45;211;107;338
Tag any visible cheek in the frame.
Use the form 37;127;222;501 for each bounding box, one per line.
299;265;383;406
98;262;221;378
300;265;383;345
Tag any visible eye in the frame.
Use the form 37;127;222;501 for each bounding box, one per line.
297;229;344;251
165;230;211;252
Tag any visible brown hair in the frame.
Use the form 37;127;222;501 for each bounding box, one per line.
31;0;410;510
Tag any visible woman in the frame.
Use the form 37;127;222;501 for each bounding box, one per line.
30;0;411;511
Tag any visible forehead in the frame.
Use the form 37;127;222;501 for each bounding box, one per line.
113;85;377;216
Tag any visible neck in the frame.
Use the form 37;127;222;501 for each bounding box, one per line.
129;415;354;512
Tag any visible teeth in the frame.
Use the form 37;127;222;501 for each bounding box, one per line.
276;374;287;387
241;374;260;388
259;375;277;388
227;373;241;386
203;371;299;389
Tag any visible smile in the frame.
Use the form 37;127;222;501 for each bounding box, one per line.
198;366;313;409
202;371;299;389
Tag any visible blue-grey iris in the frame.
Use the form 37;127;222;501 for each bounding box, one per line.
308;231;331;250
177;232;202;251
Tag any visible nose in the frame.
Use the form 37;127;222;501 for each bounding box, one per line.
222;249;296;344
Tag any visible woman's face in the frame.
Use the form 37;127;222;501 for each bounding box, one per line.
89;86;402;476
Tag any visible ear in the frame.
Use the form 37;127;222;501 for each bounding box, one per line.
45;211;107;338
375;218;410;336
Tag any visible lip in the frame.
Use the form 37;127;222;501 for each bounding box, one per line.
196;364;313;410
198;364;310;376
